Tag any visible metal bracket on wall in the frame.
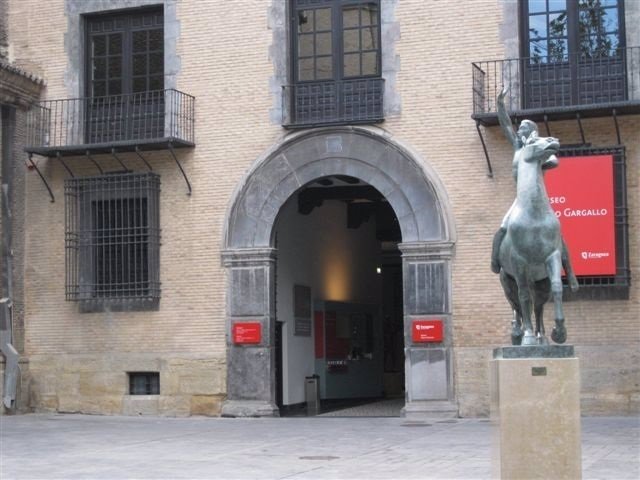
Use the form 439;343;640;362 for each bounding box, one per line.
110;148;129;172
612;109;621;144
168;142;192;195
27;153;55;203
85;150;104;174
544;114;551;137
135;146;153;171
56;151;74;178
475;121;493;178
576;113;586;144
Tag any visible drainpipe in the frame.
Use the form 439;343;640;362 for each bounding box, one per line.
1;105;19;410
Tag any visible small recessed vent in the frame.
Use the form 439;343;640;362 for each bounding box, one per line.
128;372;160;395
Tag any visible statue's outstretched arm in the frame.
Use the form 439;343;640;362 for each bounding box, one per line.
497;87;518;150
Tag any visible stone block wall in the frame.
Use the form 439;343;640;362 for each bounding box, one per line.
28;354;225;416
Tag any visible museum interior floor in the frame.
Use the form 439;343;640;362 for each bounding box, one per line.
281;397;405;417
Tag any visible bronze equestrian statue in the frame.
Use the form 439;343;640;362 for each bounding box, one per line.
491;88;578;346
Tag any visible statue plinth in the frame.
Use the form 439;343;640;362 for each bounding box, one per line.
490;347;582;479
494;344;574;359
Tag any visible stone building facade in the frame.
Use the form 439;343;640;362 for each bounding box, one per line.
2;0;638;417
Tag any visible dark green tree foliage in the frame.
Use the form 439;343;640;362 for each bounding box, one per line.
578;0;618;58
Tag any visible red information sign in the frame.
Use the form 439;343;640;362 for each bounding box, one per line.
412;320;443;343
314;311;324;359
324;311;350;359
544;155;616;276
232;322;261;344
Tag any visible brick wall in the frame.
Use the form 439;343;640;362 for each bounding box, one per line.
6;0;639;416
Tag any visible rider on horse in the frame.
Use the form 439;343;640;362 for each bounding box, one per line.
490;88;578;293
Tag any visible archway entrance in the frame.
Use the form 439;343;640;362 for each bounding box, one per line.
273;175;405;415
221;127;456;418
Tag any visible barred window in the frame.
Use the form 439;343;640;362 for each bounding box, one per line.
65;172;160;311
129;372;160;395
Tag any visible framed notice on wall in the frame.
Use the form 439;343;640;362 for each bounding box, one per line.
294;285;311;336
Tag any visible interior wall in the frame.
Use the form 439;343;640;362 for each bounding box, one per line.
275;194;382;405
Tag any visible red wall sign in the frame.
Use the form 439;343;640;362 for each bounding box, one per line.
324;311;350;359
232;322;262;344
314;311;324;359
412;320;444;343
544;155;616;276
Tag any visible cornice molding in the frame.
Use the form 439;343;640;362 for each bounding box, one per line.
0;62;45;108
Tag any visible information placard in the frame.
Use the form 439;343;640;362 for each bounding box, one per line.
412;320;443;343
232;322;262;344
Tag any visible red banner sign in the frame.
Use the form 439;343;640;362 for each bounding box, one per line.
232;322;262;344
412;320;443;343
544;155;616;276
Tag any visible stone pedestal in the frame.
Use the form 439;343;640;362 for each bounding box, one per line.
491;346;581;480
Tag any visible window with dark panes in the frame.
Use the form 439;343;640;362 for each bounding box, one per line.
85;8;164;143
65;172;161;311
527;0;569;64
92;197;150;298
289;0;383;126
129;372;160;395
342;4;380;78
522;0;625;108
296;7;333;82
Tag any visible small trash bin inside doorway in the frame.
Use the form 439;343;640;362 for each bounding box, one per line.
305;374;320;416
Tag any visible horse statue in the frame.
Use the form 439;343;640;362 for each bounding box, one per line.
493;88;578;346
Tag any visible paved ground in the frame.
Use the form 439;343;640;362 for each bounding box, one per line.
1;413;638;479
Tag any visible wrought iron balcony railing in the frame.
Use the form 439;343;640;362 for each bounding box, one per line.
283;78;384;127
472;46;640;125
26;89;195;157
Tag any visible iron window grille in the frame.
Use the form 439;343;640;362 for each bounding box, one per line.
560;146;630;300
129;372;160;395
24;9;196;155
472;1;639;122
65;172;161;310
25;89;195;154
471;45;639;118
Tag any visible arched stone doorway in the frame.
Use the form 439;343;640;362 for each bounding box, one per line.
221;126;456;417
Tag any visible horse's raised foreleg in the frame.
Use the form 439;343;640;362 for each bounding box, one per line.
546;250;567;344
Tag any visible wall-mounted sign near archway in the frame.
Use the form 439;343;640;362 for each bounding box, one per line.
221;126;457;418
